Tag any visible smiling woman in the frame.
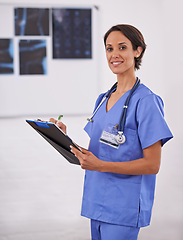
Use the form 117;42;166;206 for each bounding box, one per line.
73;24;173;240
104;24;146;70
105;32;142;76
50;24;173;240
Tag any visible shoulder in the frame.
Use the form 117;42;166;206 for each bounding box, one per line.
134;84;165;119
136;83;160;98
135;83;164;106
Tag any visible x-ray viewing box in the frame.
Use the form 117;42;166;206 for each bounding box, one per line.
26;120;80;165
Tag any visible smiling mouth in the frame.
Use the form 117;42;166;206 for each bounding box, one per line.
111;61;123;66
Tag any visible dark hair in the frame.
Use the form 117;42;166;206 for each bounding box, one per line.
104;24;146;70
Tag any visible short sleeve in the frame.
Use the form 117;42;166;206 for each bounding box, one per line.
84;93;106;138
136;94;173;149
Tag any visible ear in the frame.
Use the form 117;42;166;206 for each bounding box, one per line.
135;46;143;58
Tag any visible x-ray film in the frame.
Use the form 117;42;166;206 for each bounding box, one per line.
0;39;14;74
19;39;47;75
52;8;92;59
15;8;49;36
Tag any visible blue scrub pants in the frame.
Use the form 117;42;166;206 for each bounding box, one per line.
91;220;140;240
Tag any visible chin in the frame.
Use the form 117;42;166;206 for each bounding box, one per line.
110;65;134;76
111;69;124;75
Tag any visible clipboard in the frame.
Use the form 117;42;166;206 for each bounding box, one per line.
26;120;80;165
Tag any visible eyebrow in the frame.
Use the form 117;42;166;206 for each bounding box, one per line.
106;42;127;47
119;42;127;45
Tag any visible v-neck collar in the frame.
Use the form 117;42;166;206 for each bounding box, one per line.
105;88;131;113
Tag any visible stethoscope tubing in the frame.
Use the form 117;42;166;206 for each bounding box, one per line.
87;82;117;122
87;78;140;136
118;78;140;132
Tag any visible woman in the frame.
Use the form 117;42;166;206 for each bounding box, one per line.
51;24;173;240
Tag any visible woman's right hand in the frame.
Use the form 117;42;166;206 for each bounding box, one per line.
49;118;67;135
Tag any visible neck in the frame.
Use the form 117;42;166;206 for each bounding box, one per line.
116;73;136;94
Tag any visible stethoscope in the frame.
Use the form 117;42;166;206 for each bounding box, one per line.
87;77;140;144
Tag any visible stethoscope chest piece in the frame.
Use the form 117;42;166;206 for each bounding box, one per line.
115;131;126;144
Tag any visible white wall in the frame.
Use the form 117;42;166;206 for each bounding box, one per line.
0;0;183;239
0;2;100;117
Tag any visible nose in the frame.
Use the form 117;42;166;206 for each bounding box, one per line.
113;54;119;59
112;49;120;58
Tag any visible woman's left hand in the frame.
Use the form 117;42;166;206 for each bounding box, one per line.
70;146;104;171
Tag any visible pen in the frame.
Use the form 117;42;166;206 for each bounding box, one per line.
58;115;63;122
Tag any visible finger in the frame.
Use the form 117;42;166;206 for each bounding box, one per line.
71;145;89;156
49;118;57;124
79;147;89;154
70;145;85;158
70;145;80;155
57;121;67;134
57;121;64;128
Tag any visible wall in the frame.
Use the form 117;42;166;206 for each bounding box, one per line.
0;0;182;239
0;2;100;117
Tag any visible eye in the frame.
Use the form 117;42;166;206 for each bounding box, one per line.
106;47;113;52
119;45;126;50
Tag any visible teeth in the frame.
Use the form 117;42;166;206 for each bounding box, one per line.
112;62;121;65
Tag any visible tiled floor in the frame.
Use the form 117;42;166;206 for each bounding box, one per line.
0;116;182;240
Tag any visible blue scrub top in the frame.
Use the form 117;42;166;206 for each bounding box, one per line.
81;83;173;228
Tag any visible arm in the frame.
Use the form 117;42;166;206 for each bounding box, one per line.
70;140;161;175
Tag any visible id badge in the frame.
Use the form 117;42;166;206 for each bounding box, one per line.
100;124;119;149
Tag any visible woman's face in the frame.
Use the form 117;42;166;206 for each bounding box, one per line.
105;31;141;76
